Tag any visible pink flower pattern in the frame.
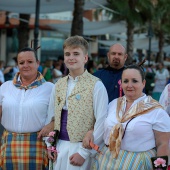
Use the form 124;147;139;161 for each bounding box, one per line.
154;158;166;167
49;131;55;137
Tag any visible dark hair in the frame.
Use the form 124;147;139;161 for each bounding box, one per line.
122;65;145;81
86;60;94;72
17;47;38;62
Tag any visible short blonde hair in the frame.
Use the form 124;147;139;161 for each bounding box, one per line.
63;35;89;54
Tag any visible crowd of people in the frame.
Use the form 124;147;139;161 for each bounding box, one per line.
0;35;169;170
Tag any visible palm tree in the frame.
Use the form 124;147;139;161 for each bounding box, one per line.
18;14;30;50
71;0;85;36
107;0;154;64
152;0;170;62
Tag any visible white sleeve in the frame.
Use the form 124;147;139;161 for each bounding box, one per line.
45;84;56;125
104;99;117;145
159;84;170;116
152;108;170;132
78;81;108;158
44;85;57;146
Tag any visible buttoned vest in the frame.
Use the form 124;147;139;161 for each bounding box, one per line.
54;70;99;142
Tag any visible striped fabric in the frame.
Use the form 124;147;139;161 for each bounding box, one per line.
92;146;156;170
0;130;48;170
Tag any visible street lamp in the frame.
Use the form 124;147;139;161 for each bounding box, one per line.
5;12;10;27
34;0;40;50
147;23;153;66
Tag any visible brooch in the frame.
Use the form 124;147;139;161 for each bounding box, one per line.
75;94;81;100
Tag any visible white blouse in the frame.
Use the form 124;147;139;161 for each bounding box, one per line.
159;84;170;116
0;81;54;133
104;95;170;152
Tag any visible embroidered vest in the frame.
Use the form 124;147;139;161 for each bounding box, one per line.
54;70;99;142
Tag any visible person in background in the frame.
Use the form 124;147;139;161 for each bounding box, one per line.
93;43;127;103
52;61;63;84
145;64;155;95
152;62;169;101
3;59;16;81
47;35;108;170
58;56;68;76
0;61;5;85
92;64;170;170
38;61;44;74
97;57;105;70
43;60;53;82
12;57;19;75
159;83;170;116
0;47;54;170
86;59;97;74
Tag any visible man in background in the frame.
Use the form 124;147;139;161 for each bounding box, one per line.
94;43;128;103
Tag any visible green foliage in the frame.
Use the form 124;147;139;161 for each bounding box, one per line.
152;0;170;35
107;0;154;26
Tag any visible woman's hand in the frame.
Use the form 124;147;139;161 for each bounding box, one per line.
82;129;94;149
154;130;170;156
48;149;57;162
38;121;54;139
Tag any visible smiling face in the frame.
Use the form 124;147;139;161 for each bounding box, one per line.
64;47;88;77
63;35;89;77
121;68;146;101
17;51;39;80
107;44;127;69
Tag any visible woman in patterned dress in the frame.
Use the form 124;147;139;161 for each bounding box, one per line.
88;64;170;170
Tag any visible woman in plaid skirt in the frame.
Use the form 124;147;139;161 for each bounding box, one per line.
0;47;54;170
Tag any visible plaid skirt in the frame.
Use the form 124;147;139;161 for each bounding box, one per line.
92;145;156;170
0;130;48;170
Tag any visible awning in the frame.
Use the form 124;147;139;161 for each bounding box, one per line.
98;38;170;53
49;20;127;36
0;0;107;14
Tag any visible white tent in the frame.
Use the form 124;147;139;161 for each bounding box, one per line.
48;19;170;53
48;20;127;36
1;0;170;54
98;37;170;53
0;0;107;14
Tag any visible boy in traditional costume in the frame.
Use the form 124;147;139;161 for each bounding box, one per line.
47;35;108;170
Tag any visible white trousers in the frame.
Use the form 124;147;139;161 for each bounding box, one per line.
53;140;91;170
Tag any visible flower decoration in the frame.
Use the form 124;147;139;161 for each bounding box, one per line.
151;156;168;170
154;158;166;167
47;130;59;153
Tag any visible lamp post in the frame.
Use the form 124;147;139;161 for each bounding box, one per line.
5;12;10;27
147;23;153;66
34;0;40;50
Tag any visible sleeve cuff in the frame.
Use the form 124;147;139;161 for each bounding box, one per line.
77;146;91;159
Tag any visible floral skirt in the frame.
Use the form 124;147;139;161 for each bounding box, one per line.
91;145;156;170
0;130;48;170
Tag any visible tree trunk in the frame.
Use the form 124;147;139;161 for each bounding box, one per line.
71;0;85;36
126;20;134;65
18;14;30;50
158;31;164;62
